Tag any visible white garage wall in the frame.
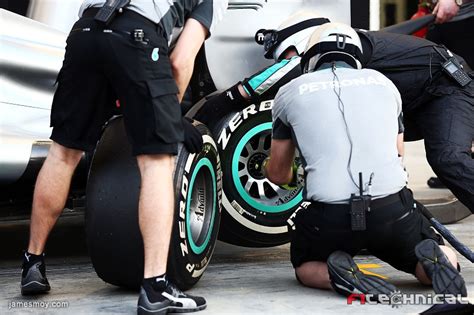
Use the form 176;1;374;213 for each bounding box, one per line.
27;0;83;33
370;0;381;30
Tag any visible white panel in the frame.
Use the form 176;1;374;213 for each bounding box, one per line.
27;0;83;33
370;0;381;30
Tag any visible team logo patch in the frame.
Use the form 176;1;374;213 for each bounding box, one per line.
151;48;159;61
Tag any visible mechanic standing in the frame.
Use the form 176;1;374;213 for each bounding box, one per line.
263;22;466;300
356;29;474;214
20;0;227;314
415;0;474;189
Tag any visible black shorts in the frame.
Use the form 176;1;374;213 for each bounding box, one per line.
290;188;443;274
50;9;183;155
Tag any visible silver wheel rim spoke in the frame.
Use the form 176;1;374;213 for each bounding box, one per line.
238;130;300;207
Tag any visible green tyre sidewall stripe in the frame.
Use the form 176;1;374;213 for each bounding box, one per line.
231;122;303;213
186;157;217;255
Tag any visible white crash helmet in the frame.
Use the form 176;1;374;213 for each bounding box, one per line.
255;11;330;61
301;22;364;72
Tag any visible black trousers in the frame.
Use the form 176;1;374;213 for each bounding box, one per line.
290;188;443;274
414;86;474;213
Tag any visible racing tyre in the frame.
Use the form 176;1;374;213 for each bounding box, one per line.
212;100;304;247
86;116;221;290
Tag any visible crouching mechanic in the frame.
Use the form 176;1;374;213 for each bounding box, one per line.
196;11;474;215
20;0;227;314
263;23;467;300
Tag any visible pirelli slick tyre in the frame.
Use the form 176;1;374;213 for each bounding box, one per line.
212;100;304;247
85;116;221;290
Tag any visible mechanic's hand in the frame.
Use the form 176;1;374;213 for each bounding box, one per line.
262;158;302;191
182;117;203;153
433;0;460;24
280;161;300;191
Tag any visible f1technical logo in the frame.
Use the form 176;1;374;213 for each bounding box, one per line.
347;291;470;308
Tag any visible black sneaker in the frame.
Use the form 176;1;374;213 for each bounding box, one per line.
427;177;446;189
327;251;397;299
21;252;50;295
137;281;206;315
415;239;467;297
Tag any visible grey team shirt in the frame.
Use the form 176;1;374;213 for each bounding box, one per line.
273;67;408;203
79;0;227;40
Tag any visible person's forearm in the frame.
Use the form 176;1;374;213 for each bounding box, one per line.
170;18;208;102
397;133;405;157
237;84;251;100
263;157;294;185
171;59;194;103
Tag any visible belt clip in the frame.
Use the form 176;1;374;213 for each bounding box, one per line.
133;29;145;42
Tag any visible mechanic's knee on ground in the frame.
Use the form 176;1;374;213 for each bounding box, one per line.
295;262;331;290
415;262;432;285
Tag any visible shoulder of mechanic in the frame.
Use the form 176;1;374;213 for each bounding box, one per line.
361;68;402;108
272;81;293;114
360;68;398;87
272;74;304;114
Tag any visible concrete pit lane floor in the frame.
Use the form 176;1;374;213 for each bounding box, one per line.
0;141;473;315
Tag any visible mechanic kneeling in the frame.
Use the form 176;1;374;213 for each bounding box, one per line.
263;23;467;299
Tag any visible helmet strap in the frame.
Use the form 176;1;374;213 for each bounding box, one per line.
262;18;330;59
301;42;362;72
277;18;330;45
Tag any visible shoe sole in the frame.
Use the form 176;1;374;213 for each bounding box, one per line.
327;251;397;297
21;281;51;295
415;239;467;297
137;304;206;315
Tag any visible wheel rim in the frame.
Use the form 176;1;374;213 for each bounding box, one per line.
231;122;303;213
186;158;217;255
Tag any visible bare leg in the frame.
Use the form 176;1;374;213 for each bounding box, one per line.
415;245;458;285
28;142;83;254
295;261;332;289
137;154;175;278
